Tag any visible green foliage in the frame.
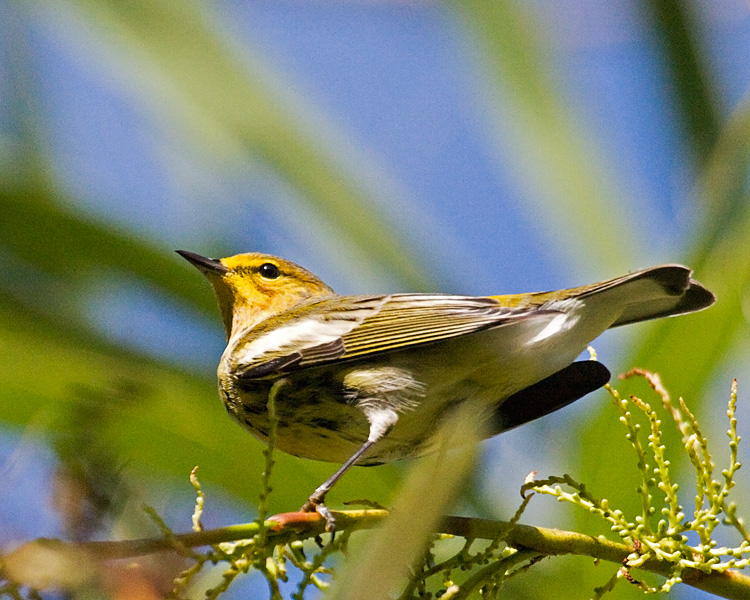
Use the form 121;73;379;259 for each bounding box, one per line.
529;372;747;595
453;0;641;273
572;94;750;599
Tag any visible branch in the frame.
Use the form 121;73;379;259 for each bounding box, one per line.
4;510;750;599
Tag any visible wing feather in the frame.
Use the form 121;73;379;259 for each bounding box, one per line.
236;293;556;380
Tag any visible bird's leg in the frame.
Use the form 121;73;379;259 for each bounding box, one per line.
301;438;376;531
302;405;398;531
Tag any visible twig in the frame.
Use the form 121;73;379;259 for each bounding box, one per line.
4;510;750;599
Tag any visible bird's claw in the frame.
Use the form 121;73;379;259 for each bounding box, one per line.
301;496;337;532
316;503;337;533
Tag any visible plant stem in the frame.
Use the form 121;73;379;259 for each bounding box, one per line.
5;510;750;599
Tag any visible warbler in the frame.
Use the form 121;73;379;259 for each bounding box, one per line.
177;250;714;528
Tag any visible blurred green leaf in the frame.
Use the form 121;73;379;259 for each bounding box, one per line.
641;0;721;163
576;94;750;512
568;95;750;600
26;0;434;290
451;0;643;274
0;184;217;315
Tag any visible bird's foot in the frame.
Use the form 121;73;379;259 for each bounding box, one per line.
301;494;337;532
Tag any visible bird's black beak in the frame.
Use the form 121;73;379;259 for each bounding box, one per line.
176;250;231;275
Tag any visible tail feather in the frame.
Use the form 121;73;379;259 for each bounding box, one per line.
598;265;715;328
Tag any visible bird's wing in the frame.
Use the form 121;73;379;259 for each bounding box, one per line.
235;294;560;380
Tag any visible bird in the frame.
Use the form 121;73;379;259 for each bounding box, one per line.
177;250;714;529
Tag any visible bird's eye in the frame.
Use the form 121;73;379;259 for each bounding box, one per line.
258;262;280;279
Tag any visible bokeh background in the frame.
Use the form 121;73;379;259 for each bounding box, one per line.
2;1;750;598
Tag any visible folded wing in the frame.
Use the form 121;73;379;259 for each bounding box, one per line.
236;294;560;380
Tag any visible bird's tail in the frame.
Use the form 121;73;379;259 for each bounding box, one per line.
575;265;715;328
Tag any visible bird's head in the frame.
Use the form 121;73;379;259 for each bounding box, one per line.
177;250;334;339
